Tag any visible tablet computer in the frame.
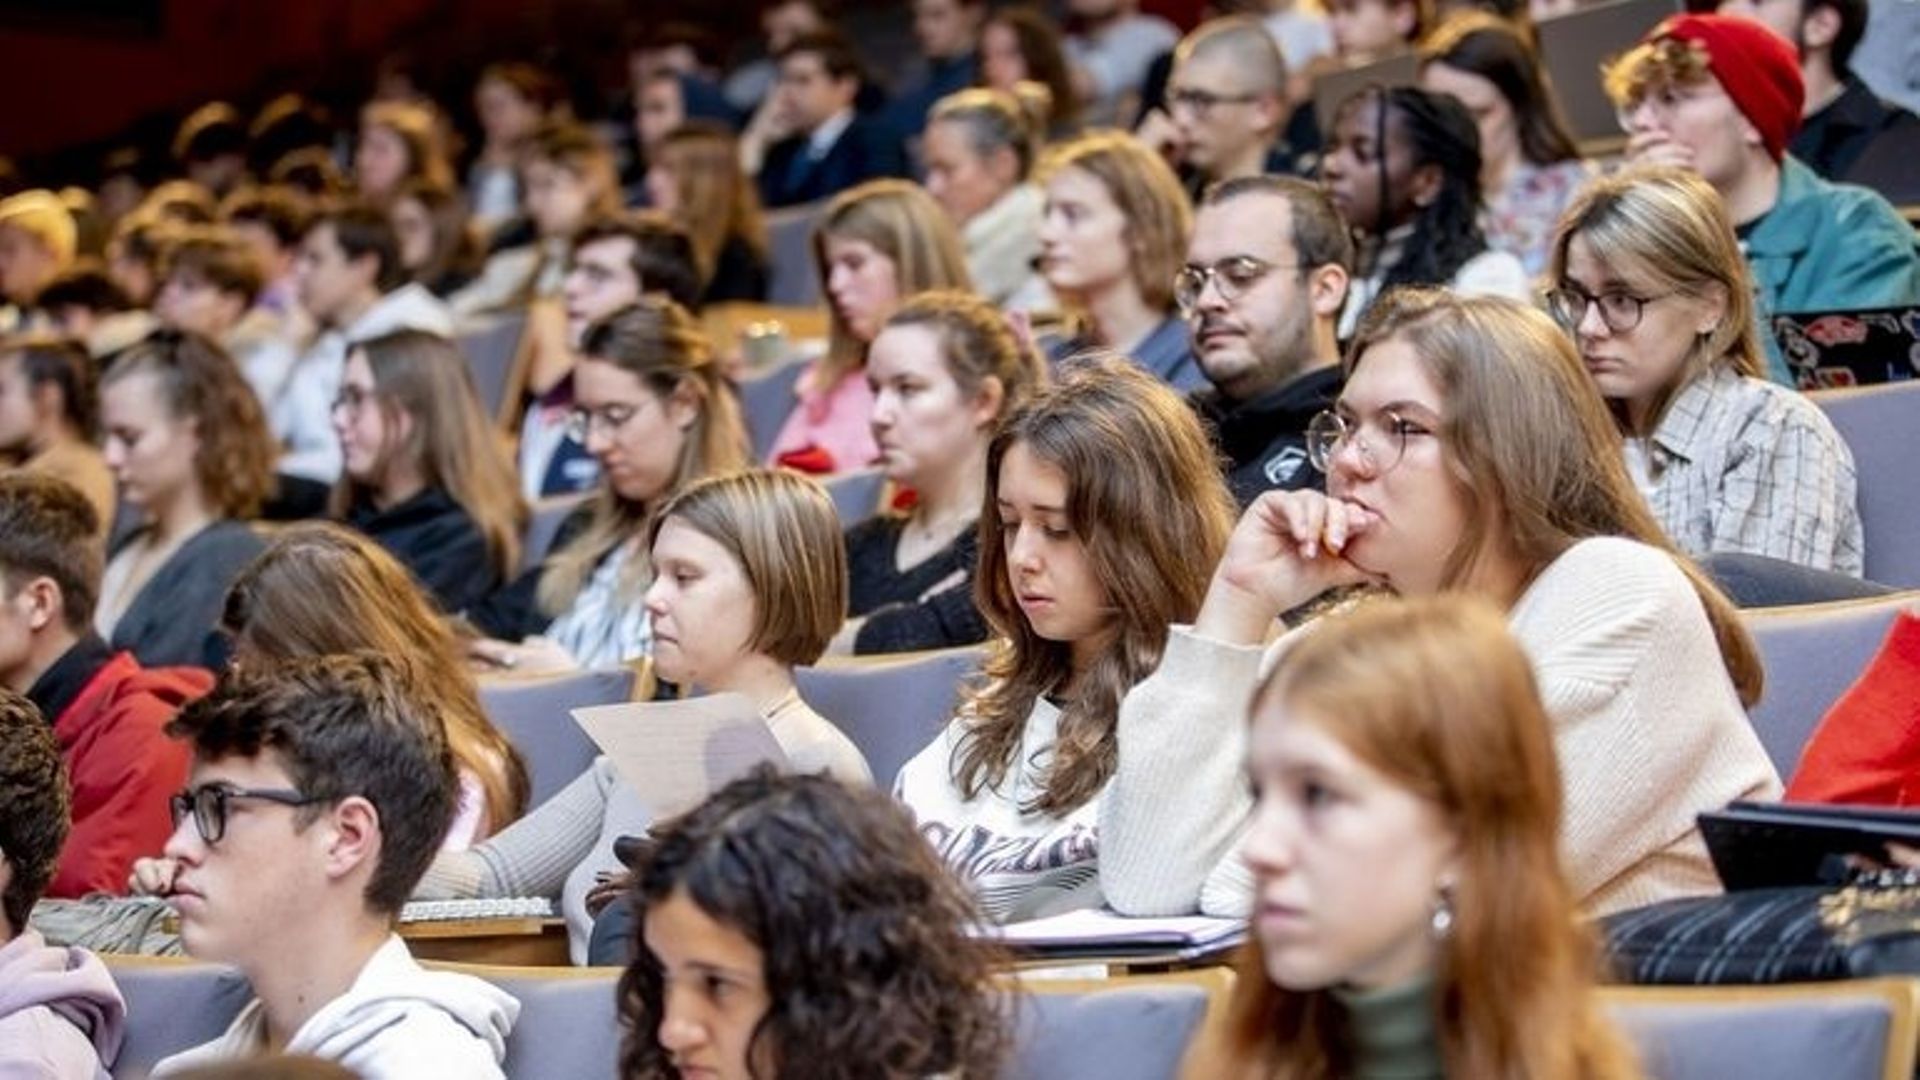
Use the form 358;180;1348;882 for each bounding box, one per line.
1699;801;1920;891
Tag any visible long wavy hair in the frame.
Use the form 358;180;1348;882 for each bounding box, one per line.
1346;288;1762;705
221;522;530;832
1334;86;1489;291
101;330;277;521
327;329;527;583
955;355;1235;815
810;180;971;390
1547;165;1765;435
1187;595;1642;1080
535;298;750;618
1419;13;1580;168
654;123;769;291
617;766;1009;1079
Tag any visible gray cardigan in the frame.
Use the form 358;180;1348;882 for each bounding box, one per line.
106;520;265;669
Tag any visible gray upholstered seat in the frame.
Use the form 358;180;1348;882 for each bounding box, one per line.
519;491;590;574
738;359;807;462
821;467;886;527
1740;591;1917;779
1814;381;1920;588
763;202;824;307
479;668;637;806
1606;978;1920;1080
795;646;985;788
1006;982;1213;1080
104;956;252;1079
456;308;530;422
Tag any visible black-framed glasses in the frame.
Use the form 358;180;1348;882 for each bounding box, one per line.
1305;409;1428;474
1545;286;1654;334
170;784;327;845
565;402;642;443
1167;87;1262;116
1175;256;1296;313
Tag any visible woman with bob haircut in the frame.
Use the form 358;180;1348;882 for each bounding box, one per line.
421;469;868;961
1547;166;1862;576
1117;288;1779;919
839;290;1047;655
896;355;1237;920
1184;595;1642;1079
1418;13;1596;277
354;100;456;208
95;331;274;668
923;88;1053;310
330;329;527;613
765;179;971;475
466;298;750;673
1034;131;1203;392
644;123;770;306
616;767;1008;1080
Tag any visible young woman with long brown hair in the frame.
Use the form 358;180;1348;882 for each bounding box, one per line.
1124;288;1778;920
1184;595;1642;1079
895;354;1237;920
644;123;770;305
329;329;527;613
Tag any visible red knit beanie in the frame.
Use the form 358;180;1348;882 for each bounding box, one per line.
1652;13;1806;162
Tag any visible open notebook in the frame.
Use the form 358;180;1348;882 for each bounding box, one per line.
984;907;1246;962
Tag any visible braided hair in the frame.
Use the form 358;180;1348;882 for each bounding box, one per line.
1366;85;1490;292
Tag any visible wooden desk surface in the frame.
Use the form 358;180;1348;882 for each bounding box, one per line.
399;916;571;967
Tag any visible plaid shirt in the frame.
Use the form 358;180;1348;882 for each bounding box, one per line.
1629;365;1864;575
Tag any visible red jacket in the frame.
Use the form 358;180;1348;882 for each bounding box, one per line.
49;652;212;898
1786;612;1920;805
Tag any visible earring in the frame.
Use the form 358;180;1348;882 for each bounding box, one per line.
1429;882;1455;940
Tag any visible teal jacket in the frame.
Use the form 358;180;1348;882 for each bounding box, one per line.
1746;156;1920;384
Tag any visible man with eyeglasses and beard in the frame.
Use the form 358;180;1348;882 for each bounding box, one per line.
1182;176;1353;505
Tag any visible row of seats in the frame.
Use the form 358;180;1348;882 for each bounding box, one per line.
100;952;1920;1080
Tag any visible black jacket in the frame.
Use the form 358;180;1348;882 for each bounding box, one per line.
1192;365;1343;507
758;114;909;209
346;487;500;613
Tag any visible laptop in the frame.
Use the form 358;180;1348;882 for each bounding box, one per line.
1772;306;1920;390
1537;0;1683;145
1700;801;1920;891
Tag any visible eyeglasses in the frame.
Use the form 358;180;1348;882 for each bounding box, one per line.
1305;409;1432;475
565;402;643;443
1167;87;1263;117
170;784;327;845
330;385;375;416
1545;286;1655;334
1175;256;1296;313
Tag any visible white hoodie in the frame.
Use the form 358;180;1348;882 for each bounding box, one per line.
274;283;455;484
151;935;518;1080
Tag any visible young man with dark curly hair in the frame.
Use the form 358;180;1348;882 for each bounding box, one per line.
0;687;128;1077
140;654;517;1078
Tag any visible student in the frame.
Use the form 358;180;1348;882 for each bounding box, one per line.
0;688;128;1079
1322;85;1528;338
353;100;456;209
1605;13;1920;383
922;88;1053;310
282;204;455;485
749;30;908;209
0;337;114;535
468;63;567;233
1125;288;1779;918
0;189;78;334
884;0;985;142
980;5;1083;136
645;125;770;306
840;291;1046;655
153;226;301;417
36;261;159;361
896;356;1237;920
467;298;750;671
1182;596;1643;1079
0;474;207;898
388;180;484;298
1063;0;1180;127
329;330;527;612
96;332;275;669
1183;176;1353;505
216;524;529;847
1036;131;1204;392
173;103;250;200
144;655;518;1077
423;470;869;961
1548;166;1862;575
766;180;971;474
1418;13;1596;277
1140;17;1296;193
1325;0;1426;64
219;184;315;340
616;768;1007;1078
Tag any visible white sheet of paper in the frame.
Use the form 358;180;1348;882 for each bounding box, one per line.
572;692;790;820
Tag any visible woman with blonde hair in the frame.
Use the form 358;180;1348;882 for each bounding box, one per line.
1118;287;1779;920
217;523;531;845
924;87;1053;310
422;469;868;962
1034;131;1202;391
330;329;527;613
645;123;769;305
466;297;750;672
1185;595;1642;1079
355;101;456;207
1547;165;1862;575
839;290;1047;655
765;179;970;474
896;355;1238;919
96;331;275;668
